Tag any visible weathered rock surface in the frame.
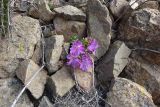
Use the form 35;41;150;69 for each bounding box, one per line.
54;17;86;42
54;5;86;22
28;0;55;21
39;96;53;107
121;58;160;105
87;0;112;59
0;15;41;78
12;15;41;59
107;78;156;107
119;8;160;50
16;59;47;99
96;41;131;87
46;66;75;97
0;78;33;107
109;0;129;17
138;1;159;10
45;35;64;73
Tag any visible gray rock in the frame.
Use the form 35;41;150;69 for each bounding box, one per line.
107;78;156;107
0;15;41;78
31;42;43;65
109;0;129;17
28;0;55;21
12;0;30;12
138;1;159;10
0;78;33;107
12;15;41;59
87;0;112;59
54;17;86;42
122;58;160;105
45;35;64;73
96;41;131;87
119;8;160;50
60;42;70;60
54;5;86;22
39;96;53;107
46;66;75;97
16;59;47;99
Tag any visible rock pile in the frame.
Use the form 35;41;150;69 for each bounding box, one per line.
0;0;160;106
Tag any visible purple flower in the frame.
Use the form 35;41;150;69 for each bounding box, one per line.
80;54;93;71
87;38;99;54
70;40;85;57
67;54;81;68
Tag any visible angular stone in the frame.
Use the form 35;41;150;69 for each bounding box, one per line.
60;42;70;60
119;8;160;50
109;0;129;17
46;66;75;97
122;58;160;105
138;1;159;10
28;0;55;21
54;17;86;42
0;15;41;78
54;5;86;22
12;15;41;59
31;42;43;65
107;78;156;107
39;96;53;107
0;78;33;107
87;0;112;59
16;59;47;99
45;35;64;73
96;41;131;87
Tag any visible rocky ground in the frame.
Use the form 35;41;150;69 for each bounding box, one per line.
0;0;160;107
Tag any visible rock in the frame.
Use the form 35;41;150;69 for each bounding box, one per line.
47;0;62;8
46;66;75;97
141;51;160;65
0;39;20;78
109;0;129;17
12;15;41;59
54;17;86;42
87;0;112;59
95;41;131;87
0;15;41;78
39;96;53;107
107;78;156;107
0;78;33;107
138;1;159;10
121;58;160;105
45;35;64;73
54;5;86;22
119;8;160;50
31;42;43;65
12;0;30;12
60;42;70;60
16;59;47;99
28;0;55;21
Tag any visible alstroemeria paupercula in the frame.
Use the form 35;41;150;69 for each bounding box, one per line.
67;37;98;72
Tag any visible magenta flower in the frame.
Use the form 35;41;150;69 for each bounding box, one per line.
87;38;99;54
67;54;81;68
70;40;85;57
80;54;93;71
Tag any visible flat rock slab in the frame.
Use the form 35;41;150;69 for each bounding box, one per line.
96;41;131;87
107;78;156;107
45;35;64;73
47;66;75;97
54;5;86;22
16;59;47;99
87;0;112;59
